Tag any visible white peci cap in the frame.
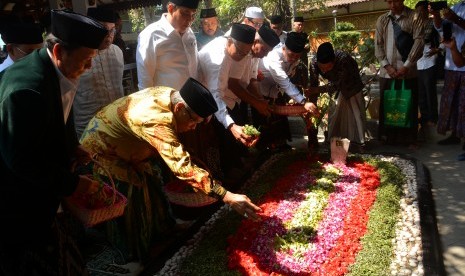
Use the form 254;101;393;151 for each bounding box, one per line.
244;6;264;19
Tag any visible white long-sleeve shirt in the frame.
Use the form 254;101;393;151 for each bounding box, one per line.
136;13;198;90
258;47;305;102
199;37;245;128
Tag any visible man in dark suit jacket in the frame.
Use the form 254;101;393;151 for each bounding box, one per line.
0;10;107;275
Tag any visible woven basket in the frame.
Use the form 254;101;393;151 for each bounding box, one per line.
272;104;306;116
64;161;127;227
164;157;218;207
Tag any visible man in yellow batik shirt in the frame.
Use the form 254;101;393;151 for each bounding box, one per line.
81;78;262;263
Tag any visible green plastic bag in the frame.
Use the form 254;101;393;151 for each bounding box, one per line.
383;80;412;128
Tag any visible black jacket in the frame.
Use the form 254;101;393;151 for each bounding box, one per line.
0;48;79;244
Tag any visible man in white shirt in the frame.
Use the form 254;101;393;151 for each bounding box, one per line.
269;15;287;46
136;0;199;90
228;25;281;125
199;23;257;177
74;7;124;138
0;22;43;72
257;32;318;150
226;8;278;133
224;6;265;36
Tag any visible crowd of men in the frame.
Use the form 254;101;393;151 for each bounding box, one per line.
1;0;465;274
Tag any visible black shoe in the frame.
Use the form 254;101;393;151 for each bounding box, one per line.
437;135;461;145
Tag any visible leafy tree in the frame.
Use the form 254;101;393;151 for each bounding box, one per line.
404;0;460;8
211;0;327;30
328;22;360;54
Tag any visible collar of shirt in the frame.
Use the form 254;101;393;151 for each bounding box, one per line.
47;48;79;123
160;13;178;37
388;8;407;20
0;55;13;72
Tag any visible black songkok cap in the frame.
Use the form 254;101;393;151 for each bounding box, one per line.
294;16;304;22
285;32;306;53
230;23;256;44
87;7;116;23
200;8;217;18
415;0;428;8
258;25;280;48
1;23;43;44
317;42;336;64
170;0;200;9
51;9;108;49
269;15;283;24
179;78;218;118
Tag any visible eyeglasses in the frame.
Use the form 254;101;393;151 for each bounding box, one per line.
185;108;204;124
107;28;116;35
247;18;263;28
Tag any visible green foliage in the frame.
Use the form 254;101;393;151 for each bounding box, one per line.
336;21;356;32
358;36;376;69
329;22;361;54
404;0;460;8
128;5;163;33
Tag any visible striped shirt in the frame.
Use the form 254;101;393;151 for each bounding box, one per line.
375;6;425;78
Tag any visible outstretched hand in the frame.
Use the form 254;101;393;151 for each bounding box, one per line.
223;191;262;221
230;124;259;147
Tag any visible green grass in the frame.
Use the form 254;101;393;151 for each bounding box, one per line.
347;158;405;276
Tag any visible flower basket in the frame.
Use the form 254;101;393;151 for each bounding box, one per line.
64;162;127;227
164;180;218;207
272;104;306;116
164;157;218;207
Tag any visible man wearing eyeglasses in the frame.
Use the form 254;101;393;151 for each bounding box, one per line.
243;6;265;30
73;7;124;139
0;22;43;72
223;6;265;37
136;0;199;90
80;78;263;261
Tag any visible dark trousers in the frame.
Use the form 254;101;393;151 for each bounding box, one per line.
0;215;87;276
214;104;248;174
378;77;419;144
251;107;291;149
418;65;438;125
